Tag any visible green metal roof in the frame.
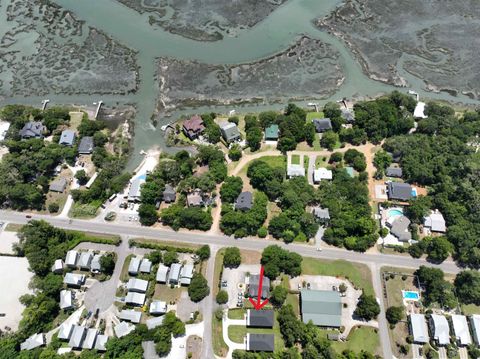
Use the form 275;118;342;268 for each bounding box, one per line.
301;290;342;327
265;124;279;140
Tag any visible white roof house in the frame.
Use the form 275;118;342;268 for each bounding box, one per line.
64;273;85;287
149;301;167;315
60;290;73;310
78;252;93;269
313;168;333;183
452;315;472;346
169;263;182;284
20;333;45;351
125;292;146;306
139;258;152;273
68;325;86;348
146;316;165;330
57;322;74;340
156;264;169;283
414;101;427;119
94;334;108;351
65;250;78;267
119;309;142;323
424;211;446;233
128;257;141;275
52;259;64;273
470;315;480;346
180;264;194;286
82;328;98;349
409;314;429;344
127;278;149;293
90;254;102;272
287;164;305;178
128;175;146;202
114;322;135;338
430;314;450;346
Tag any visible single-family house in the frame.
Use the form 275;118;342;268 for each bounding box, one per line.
139;258;152;274
163;184;176;203
60;290;73;310
312;207;330;224
82;328;98;350
287;164;305;178
128;257;141;275
146;316;165;330
409;314;429;344
78;251;93;270
169;263;182;285
341;109;355;123
126;278;149;293
64;273;85;288
57;322;73;340
424;211;446;233
20;333;45;351
312;118;332;133
49;178;67;193
187;190;204;207
77;136;94;154
313;168;333;183
246;333;274;352
470;315;480;346
235;191;253;211
429;314;450;346
156;264;169;283
388;215;412;242
248;274;270;299
386;166;403;178
247;309;274;328
68;325;86;349
183;115;205;140
51;259;64;273
119;309;142;324
59;130;76;146
451;315;472;346
264;124;279;141
90;254;102;272
180;264;194;286
125;292;146;306
94;334;108;351
150;301;167;315
128;174;146;202
220;122;241;143
19;121;45;139
300;290;342;328
114;322;135;338
387;182;413;201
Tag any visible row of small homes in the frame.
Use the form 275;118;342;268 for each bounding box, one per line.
410;313;480;347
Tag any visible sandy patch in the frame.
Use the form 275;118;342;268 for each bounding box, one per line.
0;231;19;254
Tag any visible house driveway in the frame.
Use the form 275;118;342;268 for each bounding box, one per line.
222;309;246;359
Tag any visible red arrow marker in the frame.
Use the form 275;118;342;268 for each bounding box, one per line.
249;265;269;310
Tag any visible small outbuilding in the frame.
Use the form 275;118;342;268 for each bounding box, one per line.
150;301;167;315
386;166;403;178
65;250;78;267
313;168;333;183
60;290;73;310
139;258;152;273
156;264;170;283
119;309;142;324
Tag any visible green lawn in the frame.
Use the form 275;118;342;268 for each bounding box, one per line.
212;314;228;357
315;155;328;168
228;308;246;320
291;154;301;165
302;257;374;296
120;254;135;282
331;326;380;355
69;202;100;219
258;155;286;170
461;304;480;315
213;248;226;297
382;271;417;308
306;111;324;122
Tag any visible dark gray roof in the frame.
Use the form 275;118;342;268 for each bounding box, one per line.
248;274;270;299
312;118;332;132
49;177;67;192
386;167;403;178
247;309;274;328
221;123;241;142
341;109;355;123
78;136;94;154
387;182;412;201
19;121;44;138
389;215;412;242
163;184;176;203
59;130;75;146
235;191;253;211
247;333;274;352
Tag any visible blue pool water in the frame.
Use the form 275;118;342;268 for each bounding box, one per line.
403;291;420;300
388;209;403;218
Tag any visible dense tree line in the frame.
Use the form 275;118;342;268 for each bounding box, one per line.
260;245;302;279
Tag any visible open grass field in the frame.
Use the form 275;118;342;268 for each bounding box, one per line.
228;308;246;320
258;155;286;170
154;285;185;304
306;111;324;122
291;154;301;165
212;312;228;357
315;154;328;168
302;257;374;296
331;326;380;355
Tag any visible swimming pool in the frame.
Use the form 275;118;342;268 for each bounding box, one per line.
402;290;420;300
387;209;403;218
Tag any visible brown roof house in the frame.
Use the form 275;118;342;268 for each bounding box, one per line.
183;115;205;140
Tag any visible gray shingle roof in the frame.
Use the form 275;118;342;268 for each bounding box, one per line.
220;122;241;142
19;121;45;138
78;136;94;154
389;215;411;242
163;184;176;203
248;274;270;299
386;167;403;178
387;182;412;201
312;118;332;132
247;333;274;352
247;309;274;328
235;191;253;211
49;177;67;193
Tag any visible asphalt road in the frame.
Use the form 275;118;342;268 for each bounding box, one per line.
0;209;463;359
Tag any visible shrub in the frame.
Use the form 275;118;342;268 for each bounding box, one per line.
216;290;228;305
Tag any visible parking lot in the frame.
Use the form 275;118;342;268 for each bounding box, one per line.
0;228;18;254
221;264;261;308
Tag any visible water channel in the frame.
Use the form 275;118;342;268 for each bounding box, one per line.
2;0;479;170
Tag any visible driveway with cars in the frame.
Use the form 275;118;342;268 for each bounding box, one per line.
222;264;261;308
